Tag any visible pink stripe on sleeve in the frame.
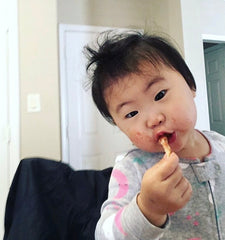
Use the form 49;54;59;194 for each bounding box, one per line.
115;208;127;236
112;169;129;199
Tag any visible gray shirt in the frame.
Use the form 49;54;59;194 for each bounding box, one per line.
95;130;225;240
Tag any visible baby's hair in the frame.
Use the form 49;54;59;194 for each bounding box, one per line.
85;30;196;125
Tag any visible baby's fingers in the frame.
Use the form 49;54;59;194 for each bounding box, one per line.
175;178;192;207
181;179;192;200
159;152;180;181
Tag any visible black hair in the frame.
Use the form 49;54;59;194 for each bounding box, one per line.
85;30;196;125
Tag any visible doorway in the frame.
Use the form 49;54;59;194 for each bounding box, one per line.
203;35;225;135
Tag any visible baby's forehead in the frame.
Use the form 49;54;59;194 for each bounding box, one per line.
135;61;163;75
104;63;163;97
106;61;169;88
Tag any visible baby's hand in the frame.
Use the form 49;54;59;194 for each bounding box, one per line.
137;152;192;227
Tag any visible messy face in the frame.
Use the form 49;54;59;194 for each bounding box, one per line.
104;62;197;157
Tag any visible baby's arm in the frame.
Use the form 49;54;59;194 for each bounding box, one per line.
137;152;192;227
95;152;192;239
95;155;170;240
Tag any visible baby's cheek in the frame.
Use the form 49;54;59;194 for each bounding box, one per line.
129;132;143;145
171;112;196;131
171;102;197;129
129;131;151;149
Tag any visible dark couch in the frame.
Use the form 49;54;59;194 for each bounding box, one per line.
3;158;112;240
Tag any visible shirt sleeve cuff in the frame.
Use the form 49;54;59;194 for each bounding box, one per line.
122;194;170;240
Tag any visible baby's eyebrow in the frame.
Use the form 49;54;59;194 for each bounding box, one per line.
116;100;133;114
144;77;164;93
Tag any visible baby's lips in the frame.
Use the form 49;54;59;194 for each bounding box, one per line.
156;131;170;142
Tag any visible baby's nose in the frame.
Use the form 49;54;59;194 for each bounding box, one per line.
146;113;164;129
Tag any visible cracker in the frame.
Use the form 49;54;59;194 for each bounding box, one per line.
159;136;171;157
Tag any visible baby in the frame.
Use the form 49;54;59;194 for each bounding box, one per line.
85;31;225;240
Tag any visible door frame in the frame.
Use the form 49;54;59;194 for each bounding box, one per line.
0;0;20;192
202;34;225;130
7;0;20;182
0;0;20;237
202;34;225;44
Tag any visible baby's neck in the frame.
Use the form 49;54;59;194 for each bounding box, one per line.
178;130;211;161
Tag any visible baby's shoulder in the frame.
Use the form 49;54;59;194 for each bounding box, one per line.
202;130;225;153
114;148;162;169
202;130;225;142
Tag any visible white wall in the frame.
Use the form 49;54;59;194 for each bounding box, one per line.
199;0;225;36
180;0;225;131
19;0;61;160
57;0;184;52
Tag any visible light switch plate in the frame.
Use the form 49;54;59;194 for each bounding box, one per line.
27;93;41;112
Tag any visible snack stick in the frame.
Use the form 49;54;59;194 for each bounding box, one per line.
159;136;172;157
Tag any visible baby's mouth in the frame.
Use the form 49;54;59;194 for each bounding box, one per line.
166;132;176;144
157;132;176;144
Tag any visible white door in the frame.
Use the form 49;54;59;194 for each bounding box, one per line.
0;0;20;238
59;25;134;170
204;44;225;135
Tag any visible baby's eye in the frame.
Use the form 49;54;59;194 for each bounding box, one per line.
125;111;138;119
155;90;167;101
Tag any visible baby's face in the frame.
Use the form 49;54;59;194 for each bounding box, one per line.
104;62;197;155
